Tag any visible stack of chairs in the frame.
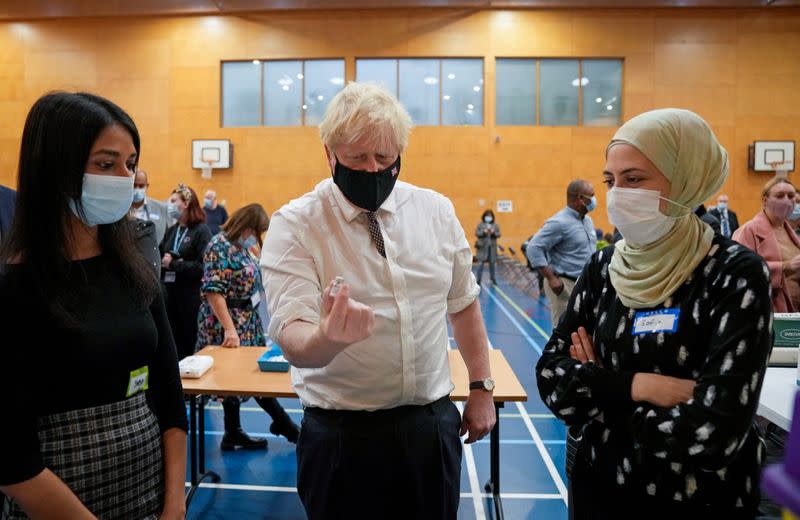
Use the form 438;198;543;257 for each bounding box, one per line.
496;244;542;297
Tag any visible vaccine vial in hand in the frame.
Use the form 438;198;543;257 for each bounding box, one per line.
330;276;344;296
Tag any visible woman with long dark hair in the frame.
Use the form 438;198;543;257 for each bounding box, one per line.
0;92;187;519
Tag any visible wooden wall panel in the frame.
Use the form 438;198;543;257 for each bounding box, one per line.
0;8;799;251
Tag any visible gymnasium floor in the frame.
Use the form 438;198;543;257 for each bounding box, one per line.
184;274;568;520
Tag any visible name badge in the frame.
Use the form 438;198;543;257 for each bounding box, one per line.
164;271;176;283
127;366;149;397
251;292;261;308
632;309;680;335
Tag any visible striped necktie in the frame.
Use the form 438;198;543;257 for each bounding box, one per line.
720;211;730;237
366;212;386;258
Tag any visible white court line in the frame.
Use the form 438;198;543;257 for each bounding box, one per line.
483;322;568;506
184;481;562;501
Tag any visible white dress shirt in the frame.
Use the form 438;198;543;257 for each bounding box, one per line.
260;178;480;410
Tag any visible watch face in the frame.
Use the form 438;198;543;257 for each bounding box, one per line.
484;378;495;391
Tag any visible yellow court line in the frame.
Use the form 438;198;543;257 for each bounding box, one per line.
493;285;552;341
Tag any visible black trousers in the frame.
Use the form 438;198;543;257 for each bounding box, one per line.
164;282;201;360
297;396;462;520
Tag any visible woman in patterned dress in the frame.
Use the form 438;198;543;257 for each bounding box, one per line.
537;109;772;519
197;204;299;450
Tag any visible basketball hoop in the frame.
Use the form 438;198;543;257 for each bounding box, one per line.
201;159;214;180
770;160;790;178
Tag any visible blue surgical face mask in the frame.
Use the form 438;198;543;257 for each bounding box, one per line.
717;202;728;211
204;198;213;210
484;216;493;223
584;195;598;213
239;235;257;250
167;202;182;220
132;188;146;204
69;173;134;226
790;205;800;221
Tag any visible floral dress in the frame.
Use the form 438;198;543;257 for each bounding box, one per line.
196;233;265;349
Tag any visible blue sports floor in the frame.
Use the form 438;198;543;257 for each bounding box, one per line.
184;274;568;519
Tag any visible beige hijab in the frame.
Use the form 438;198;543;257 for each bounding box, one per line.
608;108;729;309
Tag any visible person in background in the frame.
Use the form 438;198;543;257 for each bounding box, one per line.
695;203;720;234
538;108;771;519
197;203;299;450
708;193;739;238
131;169;170;243
733;177;800;312
0;91;187;519
261;82;494;519
474;209;501;285
204;190;228;236
595;229;609;250
161;184;212;360
526;179;597;327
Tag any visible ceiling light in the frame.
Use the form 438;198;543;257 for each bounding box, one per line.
318;95;324;101
467;103;474;109
571;77;589;87
423;76;438;85
443;95;451;101
282;85;289;91
473;86;480;92
596;97;602;103
252;60;260;65
448;73;456;80
297;73;304;80
606;105;614;111
329;77;344;85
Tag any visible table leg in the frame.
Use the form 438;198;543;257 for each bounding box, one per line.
185;395;220;509
484;402;504;520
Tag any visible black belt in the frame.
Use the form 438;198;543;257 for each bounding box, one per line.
226;297;252;310
304;395;451;427
555;273;578;282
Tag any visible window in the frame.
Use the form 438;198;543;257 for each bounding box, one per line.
221;59;345;127
495;58;622;127
581;59;622;126
357;58;484;126
495;59;536;125
221;61;261;127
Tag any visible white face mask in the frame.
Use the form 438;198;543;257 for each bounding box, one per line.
606;187;688;246
69;173;134;226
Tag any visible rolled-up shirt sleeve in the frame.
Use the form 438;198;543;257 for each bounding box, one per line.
527;217;562;269
445;199;480;314
260;210;322;341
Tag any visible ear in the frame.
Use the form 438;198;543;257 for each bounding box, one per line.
324;145;337;174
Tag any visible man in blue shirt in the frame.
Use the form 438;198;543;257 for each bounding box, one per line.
526;179;597;328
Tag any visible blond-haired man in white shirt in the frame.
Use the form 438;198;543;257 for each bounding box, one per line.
261;82;495;519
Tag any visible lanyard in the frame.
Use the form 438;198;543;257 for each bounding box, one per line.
173;226;189;252
142;203;151;221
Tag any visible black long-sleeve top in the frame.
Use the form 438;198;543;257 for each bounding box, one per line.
159;222;212;286
536;235;772;512
0;255;188;486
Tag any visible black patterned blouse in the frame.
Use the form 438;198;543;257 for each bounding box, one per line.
536;235;772;513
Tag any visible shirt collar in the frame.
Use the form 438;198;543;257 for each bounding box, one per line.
565;206;582;219
328;178;398;222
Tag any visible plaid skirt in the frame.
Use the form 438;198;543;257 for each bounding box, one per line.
2;393;164;519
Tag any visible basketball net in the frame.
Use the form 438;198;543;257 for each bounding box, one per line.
201;159;214;180
770;160;789;178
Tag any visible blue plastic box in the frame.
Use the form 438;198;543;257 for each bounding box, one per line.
257;345;290;372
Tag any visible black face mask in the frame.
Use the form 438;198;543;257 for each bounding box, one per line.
332;155;401;212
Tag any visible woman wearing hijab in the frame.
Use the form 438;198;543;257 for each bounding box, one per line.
537;109;772;518
733;177;800;312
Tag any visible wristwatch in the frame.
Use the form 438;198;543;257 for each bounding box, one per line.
469;378;495;392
